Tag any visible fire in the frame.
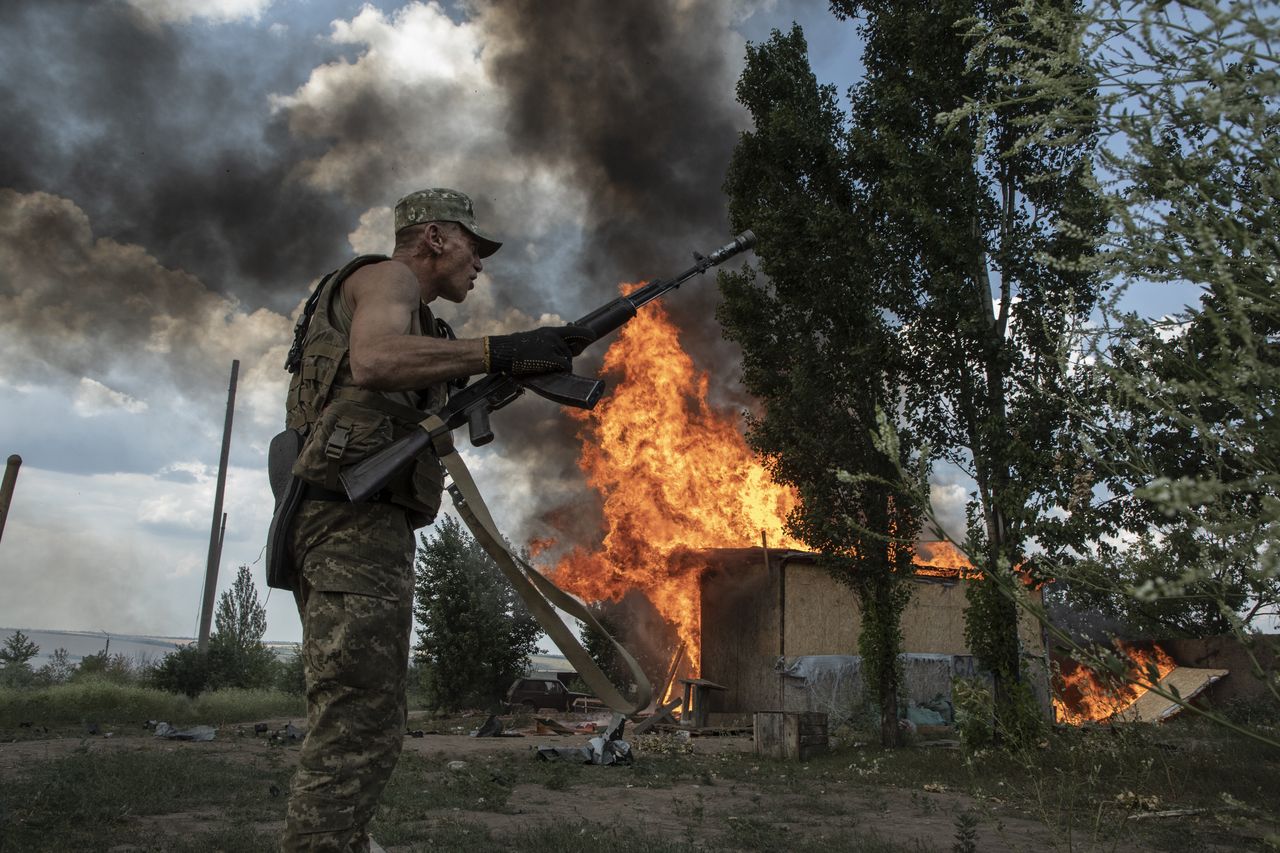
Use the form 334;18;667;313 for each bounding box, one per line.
550;298;803;674
1052;642;1177;724
914;540;977;578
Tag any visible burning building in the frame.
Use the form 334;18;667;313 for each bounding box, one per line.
538;297;1059;725
696;546;1050;724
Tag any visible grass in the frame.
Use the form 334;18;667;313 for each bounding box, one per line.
0;744;290;852
0;680;304;732
1;702;1277;852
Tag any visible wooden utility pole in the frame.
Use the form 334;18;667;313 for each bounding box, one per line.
0;454;20;544
198;361;239;652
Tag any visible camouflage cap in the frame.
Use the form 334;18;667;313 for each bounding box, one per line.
394;188;502;258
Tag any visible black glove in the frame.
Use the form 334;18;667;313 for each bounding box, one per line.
484;325;597;376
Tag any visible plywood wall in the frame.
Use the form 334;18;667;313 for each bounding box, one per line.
782;561;1045;658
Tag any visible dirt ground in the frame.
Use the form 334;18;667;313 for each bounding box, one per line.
0;713;1126;853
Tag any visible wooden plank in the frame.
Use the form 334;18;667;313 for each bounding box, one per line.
632;698;683;735
1116;667;1228;723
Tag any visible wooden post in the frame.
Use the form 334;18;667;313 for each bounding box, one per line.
0;454;21;545
198;361;239;653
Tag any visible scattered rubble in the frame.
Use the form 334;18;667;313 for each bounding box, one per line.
535;714;633;766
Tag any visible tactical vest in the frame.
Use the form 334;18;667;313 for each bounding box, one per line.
285;254;449;525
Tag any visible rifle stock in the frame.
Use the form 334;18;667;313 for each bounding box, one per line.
342;430;434;502
337;230;756;501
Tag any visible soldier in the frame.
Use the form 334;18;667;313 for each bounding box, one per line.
279;188;592;852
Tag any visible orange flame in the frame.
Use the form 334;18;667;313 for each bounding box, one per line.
550;298;803;673
914;540;978;578
1052;642;1177;724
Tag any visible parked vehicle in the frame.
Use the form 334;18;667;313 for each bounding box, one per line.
505;676;590;712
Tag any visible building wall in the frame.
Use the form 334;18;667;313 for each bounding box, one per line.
699;549;1050;717
699;549;782;714
783;560;1045;659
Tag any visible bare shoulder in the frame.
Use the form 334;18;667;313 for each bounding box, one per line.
345;259;418;312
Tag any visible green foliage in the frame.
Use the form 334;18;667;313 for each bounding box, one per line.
726;1;1103;747
75;650;144;685
213;565;268;650
721;23;921;747
33;647;76;686
0;629;39;687
943;0;1280;733
952;812;979;853
147;643;213;697
1;629;39;667
147;566;277;697
274;643;306;695
413;516;541;711
189;686;303;722
579;607;627;692
952;677;995;751
0;680;301;728
207;565;278;690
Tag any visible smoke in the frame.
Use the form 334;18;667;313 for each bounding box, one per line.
0;0;766;579
0;2;354;311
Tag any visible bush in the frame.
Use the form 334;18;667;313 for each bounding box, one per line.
192;688;303;724
0;680;189;727
75;651;146;686
0;681;303;728
952;677;995;752
147;638;279;698
147;644;213;697
274;645;306;696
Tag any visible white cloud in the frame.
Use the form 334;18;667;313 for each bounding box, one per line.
268;2;586;239
73;378;149;417
348;206;394;256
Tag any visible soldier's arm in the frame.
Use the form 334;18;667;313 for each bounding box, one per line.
346;262;485;391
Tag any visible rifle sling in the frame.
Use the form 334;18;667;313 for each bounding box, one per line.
424;414;653;716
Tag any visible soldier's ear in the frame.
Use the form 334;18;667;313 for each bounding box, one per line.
422;222;447;255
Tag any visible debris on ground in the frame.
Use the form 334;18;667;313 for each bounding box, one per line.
536;714;633;766
534;717;575;735
152;722;216;742
471;714;524;738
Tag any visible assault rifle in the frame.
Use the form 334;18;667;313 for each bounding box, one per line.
340;230;756;502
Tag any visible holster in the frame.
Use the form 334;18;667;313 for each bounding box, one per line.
265;428;307;591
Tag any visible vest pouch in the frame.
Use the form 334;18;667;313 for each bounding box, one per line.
390;450;446;527
293;403;395;492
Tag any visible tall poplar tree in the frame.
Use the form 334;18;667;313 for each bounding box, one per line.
723;1;1105;744
719;26;921;746
832;0;1105;743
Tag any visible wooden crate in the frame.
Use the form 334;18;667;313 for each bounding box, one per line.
753;711;828;761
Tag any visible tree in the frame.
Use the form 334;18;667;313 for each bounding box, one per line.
950;0;1280;728
208;565;277;690
275;644;307;695
719;25;921;746
413;516;541;711
825;0;1106;746
579;606;628;693
148;644;212;697
0;630;39;687
35;647;76;686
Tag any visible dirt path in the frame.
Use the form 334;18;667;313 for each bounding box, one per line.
0;723;1138;852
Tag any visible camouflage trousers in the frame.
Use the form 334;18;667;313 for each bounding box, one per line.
280;499;416;853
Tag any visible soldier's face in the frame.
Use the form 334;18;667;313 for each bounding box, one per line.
436;225;482;304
